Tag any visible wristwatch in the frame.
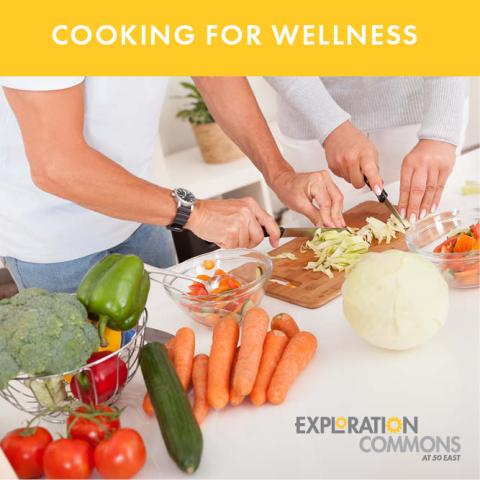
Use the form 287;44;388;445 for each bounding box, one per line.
167;188;196;232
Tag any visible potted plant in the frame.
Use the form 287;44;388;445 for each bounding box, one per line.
176;82;243;164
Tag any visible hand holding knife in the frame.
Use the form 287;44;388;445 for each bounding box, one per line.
362;175;406;227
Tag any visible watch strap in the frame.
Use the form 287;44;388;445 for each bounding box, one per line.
167;204;192;232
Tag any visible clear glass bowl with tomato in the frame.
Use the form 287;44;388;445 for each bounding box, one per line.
163;249;272;327
406;208;480;288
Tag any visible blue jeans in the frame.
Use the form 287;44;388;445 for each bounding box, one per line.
3;224;177;293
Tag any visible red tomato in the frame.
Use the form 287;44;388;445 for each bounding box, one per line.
67;405;121;447
1;427;52;479
43;438;93;479
70;350;128;404
142;393;155;417
470;223;480;239
94;428;146;479
434;236;457;253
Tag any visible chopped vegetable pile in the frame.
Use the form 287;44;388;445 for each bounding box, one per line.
304;214;410;278
433;221;480;287
188;268;241;296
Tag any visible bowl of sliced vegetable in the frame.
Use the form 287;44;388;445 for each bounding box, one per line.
162;249;272;327
406;208;480;288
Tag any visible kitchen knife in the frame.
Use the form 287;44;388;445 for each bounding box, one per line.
363;175;406;227
145;326;174;344
262;226;345;238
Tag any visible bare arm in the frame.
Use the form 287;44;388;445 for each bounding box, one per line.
193;77;293;185
4;83;177;225
193;77;345;227
4;82;280;248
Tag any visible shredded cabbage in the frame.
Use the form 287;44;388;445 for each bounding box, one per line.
269;252;298;260
305;214;409;278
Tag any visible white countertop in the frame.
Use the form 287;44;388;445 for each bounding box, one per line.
1;150;479;479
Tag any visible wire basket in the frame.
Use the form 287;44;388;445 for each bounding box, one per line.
0;310;147;423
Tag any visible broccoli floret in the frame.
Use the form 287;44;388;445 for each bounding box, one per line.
0;289;99;387
0;337;19;389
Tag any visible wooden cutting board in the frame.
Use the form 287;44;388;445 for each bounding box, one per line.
266;201;408;309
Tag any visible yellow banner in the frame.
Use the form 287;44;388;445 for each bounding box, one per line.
1;0;478;75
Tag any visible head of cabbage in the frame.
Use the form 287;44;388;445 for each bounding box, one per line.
342;249;448;350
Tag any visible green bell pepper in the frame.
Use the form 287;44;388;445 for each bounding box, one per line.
77;254;150;346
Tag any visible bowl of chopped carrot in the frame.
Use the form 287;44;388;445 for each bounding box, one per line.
163;249;272;327
406;208;480;288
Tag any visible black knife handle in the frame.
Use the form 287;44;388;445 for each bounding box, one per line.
262;226;285;237
363;175;387;203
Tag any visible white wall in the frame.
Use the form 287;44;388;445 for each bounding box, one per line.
159;77;277;156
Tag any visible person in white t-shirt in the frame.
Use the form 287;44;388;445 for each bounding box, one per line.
0;76;345;292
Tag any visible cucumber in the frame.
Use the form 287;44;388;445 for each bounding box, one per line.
140;342;203;474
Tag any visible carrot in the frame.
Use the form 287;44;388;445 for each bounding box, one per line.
143;392;155;417
229;347;245;406
192;354;209;425
250;330;288;406
267;331;317;405
232;307;270;396
207;314;239;410
173;327;195;390
454;233;475;252
164;337;176;362
271;313;300;339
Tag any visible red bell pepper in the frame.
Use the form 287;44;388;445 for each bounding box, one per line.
70;351;128;405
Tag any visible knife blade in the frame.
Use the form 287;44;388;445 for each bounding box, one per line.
145;326;174;344
262;226;345;238
363;175;406;227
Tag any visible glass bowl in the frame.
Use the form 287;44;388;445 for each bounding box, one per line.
405;208;480;288
163;249;272;327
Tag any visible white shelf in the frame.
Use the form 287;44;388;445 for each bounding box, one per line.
153;144;273;213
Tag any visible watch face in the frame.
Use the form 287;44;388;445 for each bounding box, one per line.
176;188;195;204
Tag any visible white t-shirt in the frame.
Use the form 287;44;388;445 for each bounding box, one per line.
0;76;168;263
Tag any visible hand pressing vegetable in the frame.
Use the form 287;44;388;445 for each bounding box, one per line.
67;405;121;447
250;330;288;406
77;254;150;346
1;424;52;479
271;313;300;339
43;438;94;479
267;331;317;405
232;307;269;396
94;428;146;479
229;347;245;406
192;354;209;424
207;315;239;410
174;327;195;390
70;351;127;404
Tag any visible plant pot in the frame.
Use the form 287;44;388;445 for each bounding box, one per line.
191;122;243;164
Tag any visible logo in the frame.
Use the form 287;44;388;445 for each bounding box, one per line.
294;416;462;461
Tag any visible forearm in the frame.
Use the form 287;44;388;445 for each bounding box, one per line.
265;76;351;144
419;77;469;146
193;76;293;186
31;142;177;226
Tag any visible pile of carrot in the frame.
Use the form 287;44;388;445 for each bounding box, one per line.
143;308;317;425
